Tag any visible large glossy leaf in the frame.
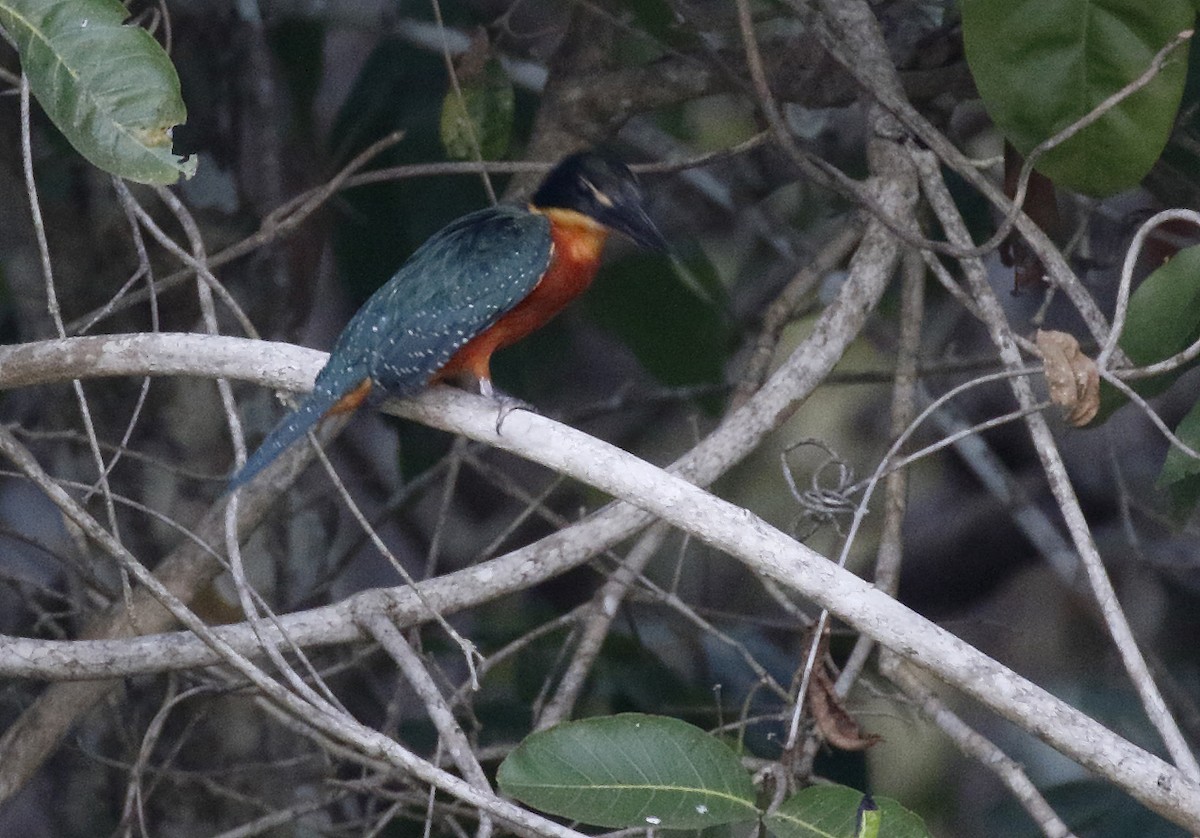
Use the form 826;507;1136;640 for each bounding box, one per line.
961;0;1192;196
0;0;195;183
765;785;930;838
1092;243;1200;423
1089;244;1200;515
1120;244;1200;372
497;713;759;829
584;248;731;409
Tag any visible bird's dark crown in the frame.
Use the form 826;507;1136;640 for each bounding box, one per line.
531;150;666;250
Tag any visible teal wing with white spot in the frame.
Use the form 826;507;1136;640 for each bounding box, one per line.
229;205;551;490
327;205;553;396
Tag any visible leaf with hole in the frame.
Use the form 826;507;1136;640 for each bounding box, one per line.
497;713;759;829
961;0;1192;195
0;0;195;183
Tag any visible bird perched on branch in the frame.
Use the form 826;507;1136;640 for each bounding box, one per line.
230;150;665;489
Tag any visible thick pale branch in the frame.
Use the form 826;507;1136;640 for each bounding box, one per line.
1;333;1199;828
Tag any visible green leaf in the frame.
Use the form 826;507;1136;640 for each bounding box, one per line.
961;0;1192;195
1120;244;1200;371
1157;397;1200;514
585;249;731;407
0;0;195;184
1092;243;1200;423
766;786;930;838
439;57;514;161
497;713;760;829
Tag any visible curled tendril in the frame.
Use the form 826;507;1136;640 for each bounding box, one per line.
780;438;858;539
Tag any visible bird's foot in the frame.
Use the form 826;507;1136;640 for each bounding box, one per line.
492;392;535;434
478;379;536;433
443;373;536;432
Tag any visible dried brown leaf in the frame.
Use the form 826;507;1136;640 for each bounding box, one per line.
807;630;882;752
1036;329;1100;426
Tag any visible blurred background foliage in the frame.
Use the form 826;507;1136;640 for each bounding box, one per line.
1;0;1200;836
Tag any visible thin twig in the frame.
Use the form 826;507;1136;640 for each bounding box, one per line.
804;0;1118;353
20;76;122;545
732;222;864;408
1100;369;1200;462
310;438;482;688
361;613;494;838
881;653;1077;838
430;0;496;204
535;522;671;730
836;247;925;691
963;28;1194;271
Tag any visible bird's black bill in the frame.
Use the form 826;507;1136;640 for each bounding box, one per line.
609;204;668;252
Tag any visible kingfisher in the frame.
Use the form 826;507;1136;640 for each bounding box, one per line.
230;150;665;489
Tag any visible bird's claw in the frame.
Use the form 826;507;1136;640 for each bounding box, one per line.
470;377;535;432
494;394;535;434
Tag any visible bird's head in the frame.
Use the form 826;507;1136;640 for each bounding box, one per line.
531;151;667;251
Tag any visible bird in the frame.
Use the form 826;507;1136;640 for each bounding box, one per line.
229;150;666;489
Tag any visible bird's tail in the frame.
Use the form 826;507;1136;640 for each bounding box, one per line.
227;378;364;490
